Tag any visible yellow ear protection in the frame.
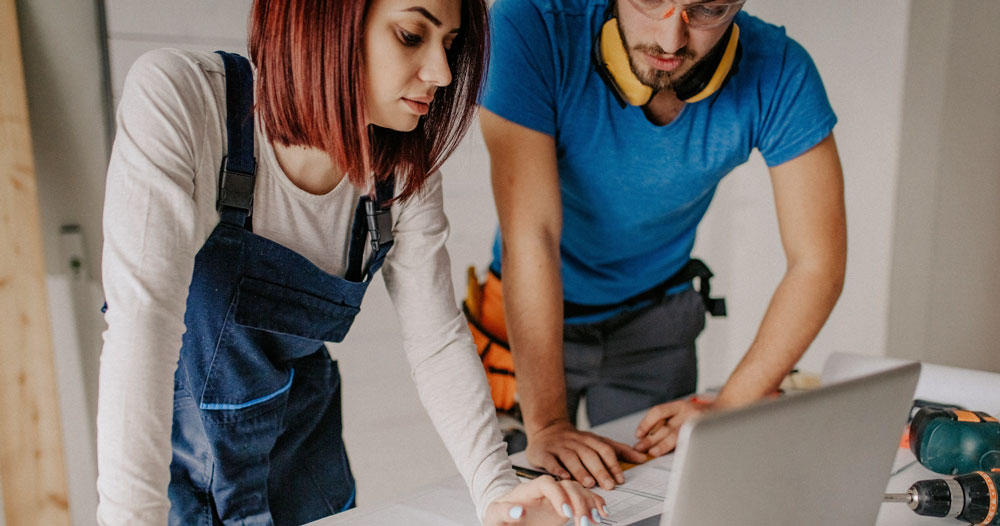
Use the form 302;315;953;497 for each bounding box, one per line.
592;12;742;107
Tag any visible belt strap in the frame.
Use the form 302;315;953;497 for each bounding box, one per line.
563;258;727;319
215;51;256;229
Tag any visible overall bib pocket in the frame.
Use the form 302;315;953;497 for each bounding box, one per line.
197;277;356;416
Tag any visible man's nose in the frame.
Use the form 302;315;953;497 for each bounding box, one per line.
654;8;689;54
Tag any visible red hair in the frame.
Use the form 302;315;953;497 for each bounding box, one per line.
248;0;489;201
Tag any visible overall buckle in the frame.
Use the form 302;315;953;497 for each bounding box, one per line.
364;198;393;253
216;155;256;215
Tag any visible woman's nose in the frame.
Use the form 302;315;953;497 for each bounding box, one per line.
419;46;452;87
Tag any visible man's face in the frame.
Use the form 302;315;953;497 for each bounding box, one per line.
615;0;733;92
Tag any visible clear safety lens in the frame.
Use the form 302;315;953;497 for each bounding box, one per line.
625;0;746;29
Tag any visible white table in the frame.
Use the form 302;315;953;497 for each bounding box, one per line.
307;418;951;526
309;354;1000;525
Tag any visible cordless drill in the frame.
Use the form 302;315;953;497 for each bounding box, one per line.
883;407;1000;524
909;408;1000;475
885;470;1000;525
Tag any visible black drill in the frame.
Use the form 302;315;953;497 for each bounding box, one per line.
884;470;999;524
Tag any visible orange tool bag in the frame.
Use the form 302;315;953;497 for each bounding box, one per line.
463;267;517;412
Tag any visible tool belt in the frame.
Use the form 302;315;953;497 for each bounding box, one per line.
462;259;726;412
462;267;516;411
564;258;727;319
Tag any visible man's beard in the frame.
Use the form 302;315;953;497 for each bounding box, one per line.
615;16;703;92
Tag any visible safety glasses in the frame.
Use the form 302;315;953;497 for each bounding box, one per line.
623;0;746;29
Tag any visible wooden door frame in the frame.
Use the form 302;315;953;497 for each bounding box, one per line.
0;0;72;524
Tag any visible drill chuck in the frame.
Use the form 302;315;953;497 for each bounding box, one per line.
886;471;1000;525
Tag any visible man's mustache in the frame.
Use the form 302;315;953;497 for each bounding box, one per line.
630;44;696;60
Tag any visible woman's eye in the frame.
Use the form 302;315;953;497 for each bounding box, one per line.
398;30;423;46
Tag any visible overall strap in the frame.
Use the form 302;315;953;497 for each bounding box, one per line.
214;51;257;229
346;174;396;282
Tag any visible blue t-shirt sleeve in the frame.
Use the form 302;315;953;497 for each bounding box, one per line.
757;38;837;167
480;0;558;136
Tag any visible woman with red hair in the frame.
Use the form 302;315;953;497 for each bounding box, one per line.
96;0;607;525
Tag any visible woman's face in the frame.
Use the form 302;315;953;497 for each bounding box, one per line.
364;0;461;131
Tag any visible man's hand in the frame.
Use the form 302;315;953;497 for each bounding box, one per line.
485;476;607;526
632;398;714;456
526;421;647;490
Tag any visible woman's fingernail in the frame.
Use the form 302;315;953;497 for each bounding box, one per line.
583;477;595;487
591;508;601;522
508;505;523;519
603;504;609;515
581;517;592;526
650;448;660;456
562;503;573;518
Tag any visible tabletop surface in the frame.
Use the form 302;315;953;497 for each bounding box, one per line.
308;411;945;525
311;353;1000;525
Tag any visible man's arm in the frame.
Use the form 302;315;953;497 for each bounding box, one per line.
634;133;847;454
481;108;645;490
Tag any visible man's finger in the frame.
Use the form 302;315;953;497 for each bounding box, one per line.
634;402;680;439
608;437;649;464
574;443;616;490
554;447;595;488
633;422;673;452
580;435;626;485
534;450;571;481
648;426;681;456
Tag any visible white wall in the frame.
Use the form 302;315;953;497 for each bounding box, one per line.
887;0;1000;372
693;0;912;386
17;0;1000;523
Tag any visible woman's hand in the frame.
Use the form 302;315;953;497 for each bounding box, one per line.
484;476;608;525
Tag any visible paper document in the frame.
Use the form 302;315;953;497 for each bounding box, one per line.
597;454;672;524
534;454;674;525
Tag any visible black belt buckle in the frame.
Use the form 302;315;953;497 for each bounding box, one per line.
216;156;256;214
364;198;393;253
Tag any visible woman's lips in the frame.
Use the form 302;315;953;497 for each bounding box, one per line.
403;98;430;115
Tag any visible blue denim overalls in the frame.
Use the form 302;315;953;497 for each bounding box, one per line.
167;52;395;526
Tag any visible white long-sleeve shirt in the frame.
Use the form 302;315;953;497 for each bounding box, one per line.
97;48;518;525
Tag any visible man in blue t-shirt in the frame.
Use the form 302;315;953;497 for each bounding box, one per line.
480;0;846;491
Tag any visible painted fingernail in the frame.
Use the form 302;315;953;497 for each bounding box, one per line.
581;516;592;526
508;505;523;519
603;504;610;515
592;508;601;522
562;503;573;518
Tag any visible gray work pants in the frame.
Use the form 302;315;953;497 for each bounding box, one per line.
563;287;706;428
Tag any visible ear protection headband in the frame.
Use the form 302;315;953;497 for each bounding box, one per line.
592;12;742;107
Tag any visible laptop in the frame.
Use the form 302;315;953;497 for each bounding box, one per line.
626;361;920;526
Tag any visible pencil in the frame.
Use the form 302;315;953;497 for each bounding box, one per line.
513;465;557;480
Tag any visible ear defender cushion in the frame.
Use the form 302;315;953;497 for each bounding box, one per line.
675;23;741;102
598;18;654;106
594;19;741;106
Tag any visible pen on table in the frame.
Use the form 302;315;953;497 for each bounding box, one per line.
513;465;559;480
